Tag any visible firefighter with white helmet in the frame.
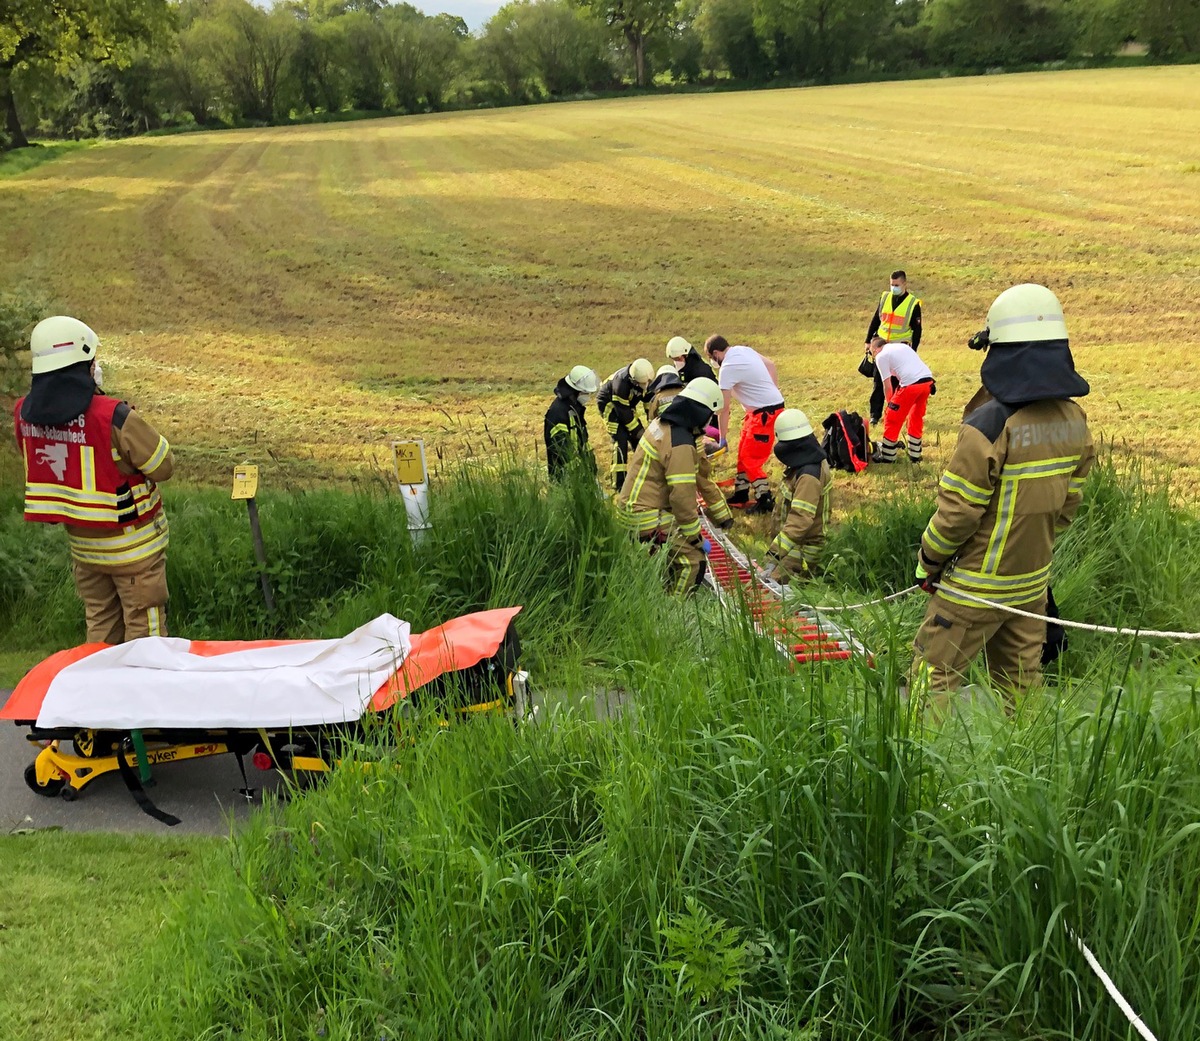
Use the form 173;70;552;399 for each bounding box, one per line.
913;284;1095;712
665;335;717;385
759;408;832;583
544;365;599;480
646;364;683;422
617;378;723;597
15;316;175;643
646;365;733;529
596;357;654;492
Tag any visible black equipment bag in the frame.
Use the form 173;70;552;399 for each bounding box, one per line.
821;410;871;473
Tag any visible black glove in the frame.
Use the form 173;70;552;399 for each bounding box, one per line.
716;516;734;530
967;328;990;351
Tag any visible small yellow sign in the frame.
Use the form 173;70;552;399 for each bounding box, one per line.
231;464;259;500
392;441;427;486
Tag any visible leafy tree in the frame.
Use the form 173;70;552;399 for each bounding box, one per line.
206;0;299;122
292;17;347;112
340;9;387;109
522;0;613;94
695;0;768;79
1;0;171;148
478;3;536;101
579;0;679;86
378;4;463;113
1140;0;1200;58
922;0;1074;68
754;0;889;82
1072;0;1139;57
159;15;224;125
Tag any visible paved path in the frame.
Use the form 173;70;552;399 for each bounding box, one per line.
1;689;286;835
1;685;620;836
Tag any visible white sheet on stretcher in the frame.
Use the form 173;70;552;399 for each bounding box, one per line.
36;614;411;730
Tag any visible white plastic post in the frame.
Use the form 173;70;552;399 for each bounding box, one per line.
392;440;430;543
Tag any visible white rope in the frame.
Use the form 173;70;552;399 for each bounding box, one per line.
809;585;921;612
1066;924;1160;1041
930;585;1200;641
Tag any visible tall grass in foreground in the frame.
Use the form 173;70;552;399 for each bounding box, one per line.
139;624;1200;1040
115;457;1200;1041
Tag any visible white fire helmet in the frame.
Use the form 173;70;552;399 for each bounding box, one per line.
665;336;691;360
774;408;814;442
628;358;654;387
985;284;1068;345
677;377;721;413
565;365;599;394
31;316;100;375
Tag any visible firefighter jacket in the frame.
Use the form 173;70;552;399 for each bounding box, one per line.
15;392;174;570
767;436;831;574
646;384;730;526
596;365;646;449
867;291;922;348
680;348;717;385
646;382;680;422
543;379;594;479
919;398;1093;609
616;416;702;542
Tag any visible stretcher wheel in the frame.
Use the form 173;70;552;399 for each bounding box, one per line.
24;763;65;798
59;785;79;802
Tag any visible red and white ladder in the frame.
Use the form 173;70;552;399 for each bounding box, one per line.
700;516;872;666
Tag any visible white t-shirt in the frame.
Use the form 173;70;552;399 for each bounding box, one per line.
716;345;783;410
874;342;932;389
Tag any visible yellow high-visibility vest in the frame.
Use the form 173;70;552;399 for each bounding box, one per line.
877;290;921;343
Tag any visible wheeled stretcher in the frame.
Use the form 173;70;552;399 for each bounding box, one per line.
2;607;529;825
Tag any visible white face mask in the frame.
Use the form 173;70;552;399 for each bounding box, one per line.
890;284;904;296
672;358;685;371
92;361;104;388
577;392;593;406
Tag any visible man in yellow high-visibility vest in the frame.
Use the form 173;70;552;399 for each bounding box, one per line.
864;270;923;426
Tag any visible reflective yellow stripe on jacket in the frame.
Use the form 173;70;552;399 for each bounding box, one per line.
67;515;170;567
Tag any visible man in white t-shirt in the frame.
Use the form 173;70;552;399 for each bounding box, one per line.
704;334;785;513
869;336;935;463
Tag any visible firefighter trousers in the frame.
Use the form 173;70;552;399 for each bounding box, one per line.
638;530;707;598
912;591;1045;713
72;550;169;644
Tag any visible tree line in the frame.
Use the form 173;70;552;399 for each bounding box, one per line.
2;0;1197;150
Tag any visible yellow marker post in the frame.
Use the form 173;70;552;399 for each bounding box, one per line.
392;440;430;541
232;464;275;617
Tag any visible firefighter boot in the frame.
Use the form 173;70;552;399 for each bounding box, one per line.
907;436;923;463
747;478;775;514
725;474;751;507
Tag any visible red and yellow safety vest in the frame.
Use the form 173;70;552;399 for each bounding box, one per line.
15;395;164;530
877;290;921;343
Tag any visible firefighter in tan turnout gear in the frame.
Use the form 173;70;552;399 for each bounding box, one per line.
15;316;175;643
617;378;723;597
646;366;733;530
596;357;654;493
912;284;1094;708
759;408;832;584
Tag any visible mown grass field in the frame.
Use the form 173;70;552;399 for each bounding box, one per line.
2;65;1198;490
3;68;1200;1041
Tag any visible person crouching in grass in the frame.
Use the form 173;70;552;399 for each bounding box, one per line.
758;408;832;584
869;335;935;464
